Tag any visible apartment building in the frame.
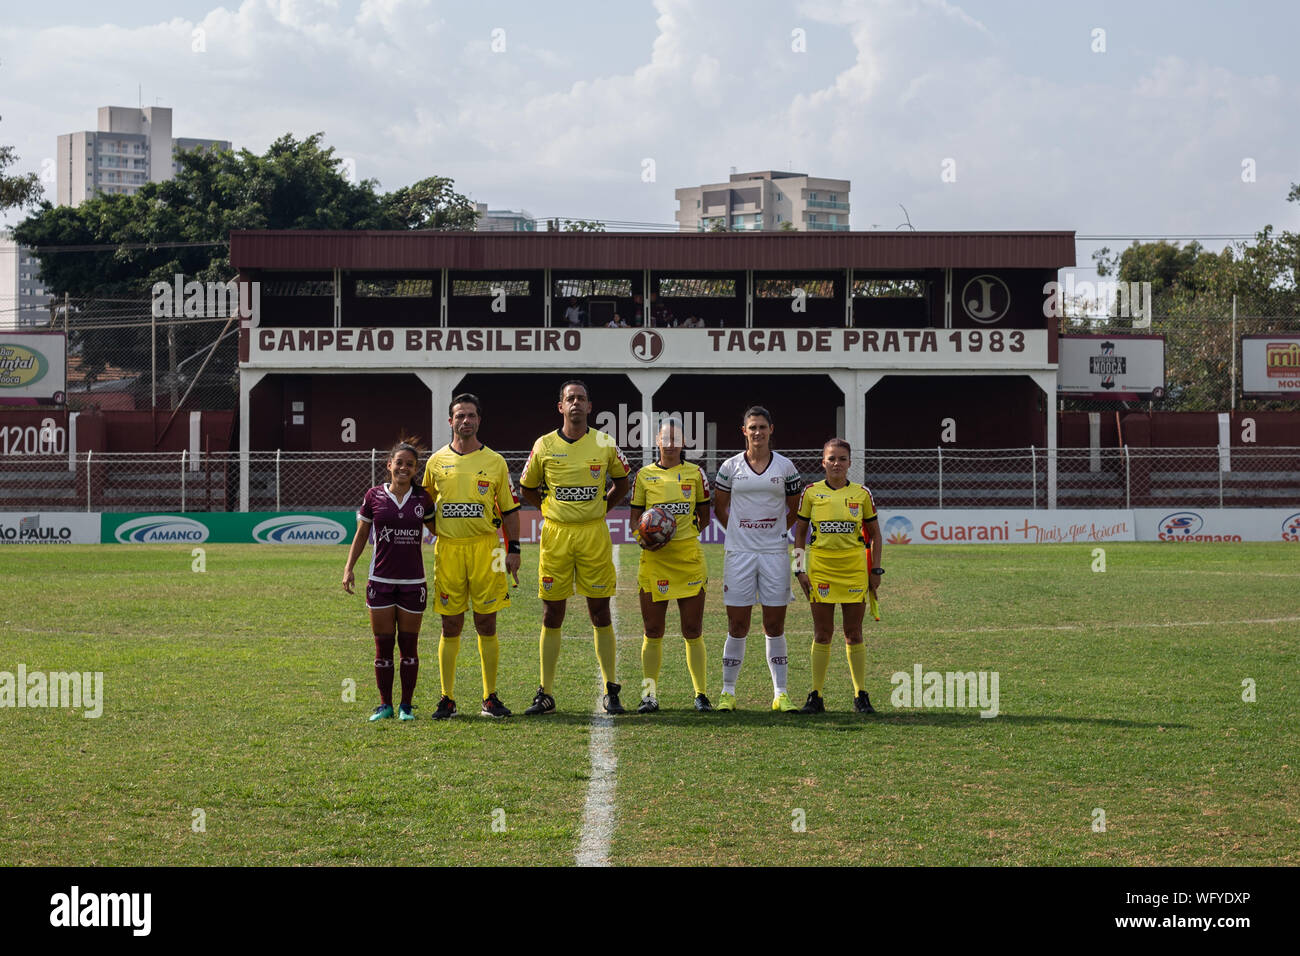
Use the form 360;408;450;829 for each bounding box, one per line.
674;170;851;232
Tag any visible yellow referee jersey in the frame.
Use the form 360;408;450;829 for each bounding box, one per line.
631;460;710;543
421;444;520;538
520;428;630;524
796;480;878;551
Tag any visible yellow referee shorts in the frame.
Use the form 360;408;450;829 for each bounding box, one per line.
637;539;707;602
433;533;510;616
806;548;868;604
538;517;616;600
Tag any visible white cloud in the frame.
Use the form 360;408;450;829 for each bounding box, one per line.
1;0;1296;235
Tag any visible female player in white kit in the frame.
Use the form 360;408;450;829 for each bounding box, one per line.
712;406;804;711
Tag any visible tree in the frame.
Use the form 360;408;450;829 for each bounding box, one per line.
13;133;475;404
1092;239;1208;298
1;115;42;213
381;176;480;230
1084;186;1300;410
559;218;605;232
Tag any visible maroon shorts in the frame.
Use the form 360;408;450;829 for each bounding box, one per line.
365;581;427;613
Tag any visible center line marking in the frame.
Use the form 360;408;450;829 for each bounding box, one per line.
576;543;619;867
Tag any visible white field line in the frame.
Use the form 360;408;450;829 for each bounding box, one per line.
575;543;619;868
900;615;1300;638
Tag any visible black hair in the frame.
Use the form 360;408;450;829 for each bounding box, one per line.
742;405;773;426
559;379;589;400
823;437;851;456
449;393;482;417
388;435;423;462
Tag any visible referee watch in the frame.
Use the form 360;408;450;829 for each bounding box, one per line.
870;567;884;576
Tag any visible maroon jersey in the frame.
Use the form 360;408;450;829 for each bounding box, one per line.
357;483;435;584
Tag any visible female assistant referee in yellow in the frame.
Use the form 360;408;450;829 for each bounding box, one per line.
792;438;883;714
629;417;713;713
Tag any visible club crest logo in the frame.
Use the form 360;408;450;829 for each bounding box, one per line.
542;575;554;591
477;479;490;496
656;579;670;595
589;464;603;480
439;592;449;606
414;504;424;518
680;483;692;498
847;502;860;518
817;582;830;599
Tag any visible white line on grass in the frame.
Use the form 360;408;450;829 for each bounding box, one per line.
575;543;619;867
905;614;1300;638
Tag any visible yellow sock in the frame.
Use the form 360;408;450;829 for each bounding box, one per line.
846;642;866;695
478;633;499;698
594;624;617;686
684;636;708;696
540;626;563;693
641;635;663;691
438;635;460;699
811;641;831;694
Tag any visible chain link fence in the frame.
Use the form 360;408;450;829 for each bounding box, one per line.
3;447;1297;513
32;295;238;412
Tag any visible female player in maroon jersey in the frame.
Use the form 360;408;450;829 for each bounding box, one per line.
343;439;438;721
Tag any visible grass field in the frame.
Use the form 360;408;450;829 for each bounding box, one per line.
0;541;1296;866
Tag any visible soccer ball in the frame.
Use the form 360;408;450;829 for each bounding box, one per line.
637;505;677;548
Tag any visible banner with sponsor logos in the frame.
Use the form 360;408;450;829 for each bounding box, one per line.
1241;335;1300;399
103;512;353;544
1134;509;1300;543
1058;335;1165;400
0;333;67;403
510;508;1138;546
874;509;1137;544
0;512;100;544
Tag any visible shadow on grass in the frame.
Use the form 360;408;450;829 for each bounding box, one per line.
612;710;1190;731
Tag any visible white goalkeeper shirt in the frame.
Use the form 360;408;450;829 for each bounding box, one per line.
714;451;803;554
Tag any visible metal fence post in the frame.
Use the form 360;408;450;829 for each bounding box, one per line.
276;448;282;512
86;449;92;512
371;448;376;488
1218;456;1224;508
180;450;187;512
1124;445;1131;511
1030;445;1037;509
937;446;943;509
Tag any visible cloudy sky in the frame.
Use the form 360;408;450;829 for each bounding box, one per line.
2;0;1298;271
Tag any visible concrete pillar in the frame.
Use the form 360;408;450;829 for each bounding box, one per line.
239;370;266;512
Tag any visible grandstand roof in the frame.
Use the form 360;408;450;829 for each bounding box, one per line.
230;230;1076;272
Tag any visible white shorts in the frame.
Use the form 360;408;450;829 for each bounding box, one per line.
722;550;792;608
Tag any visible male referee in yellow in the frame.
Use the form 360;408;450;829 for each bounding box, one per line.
421;393;521;719
518;379;631;714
